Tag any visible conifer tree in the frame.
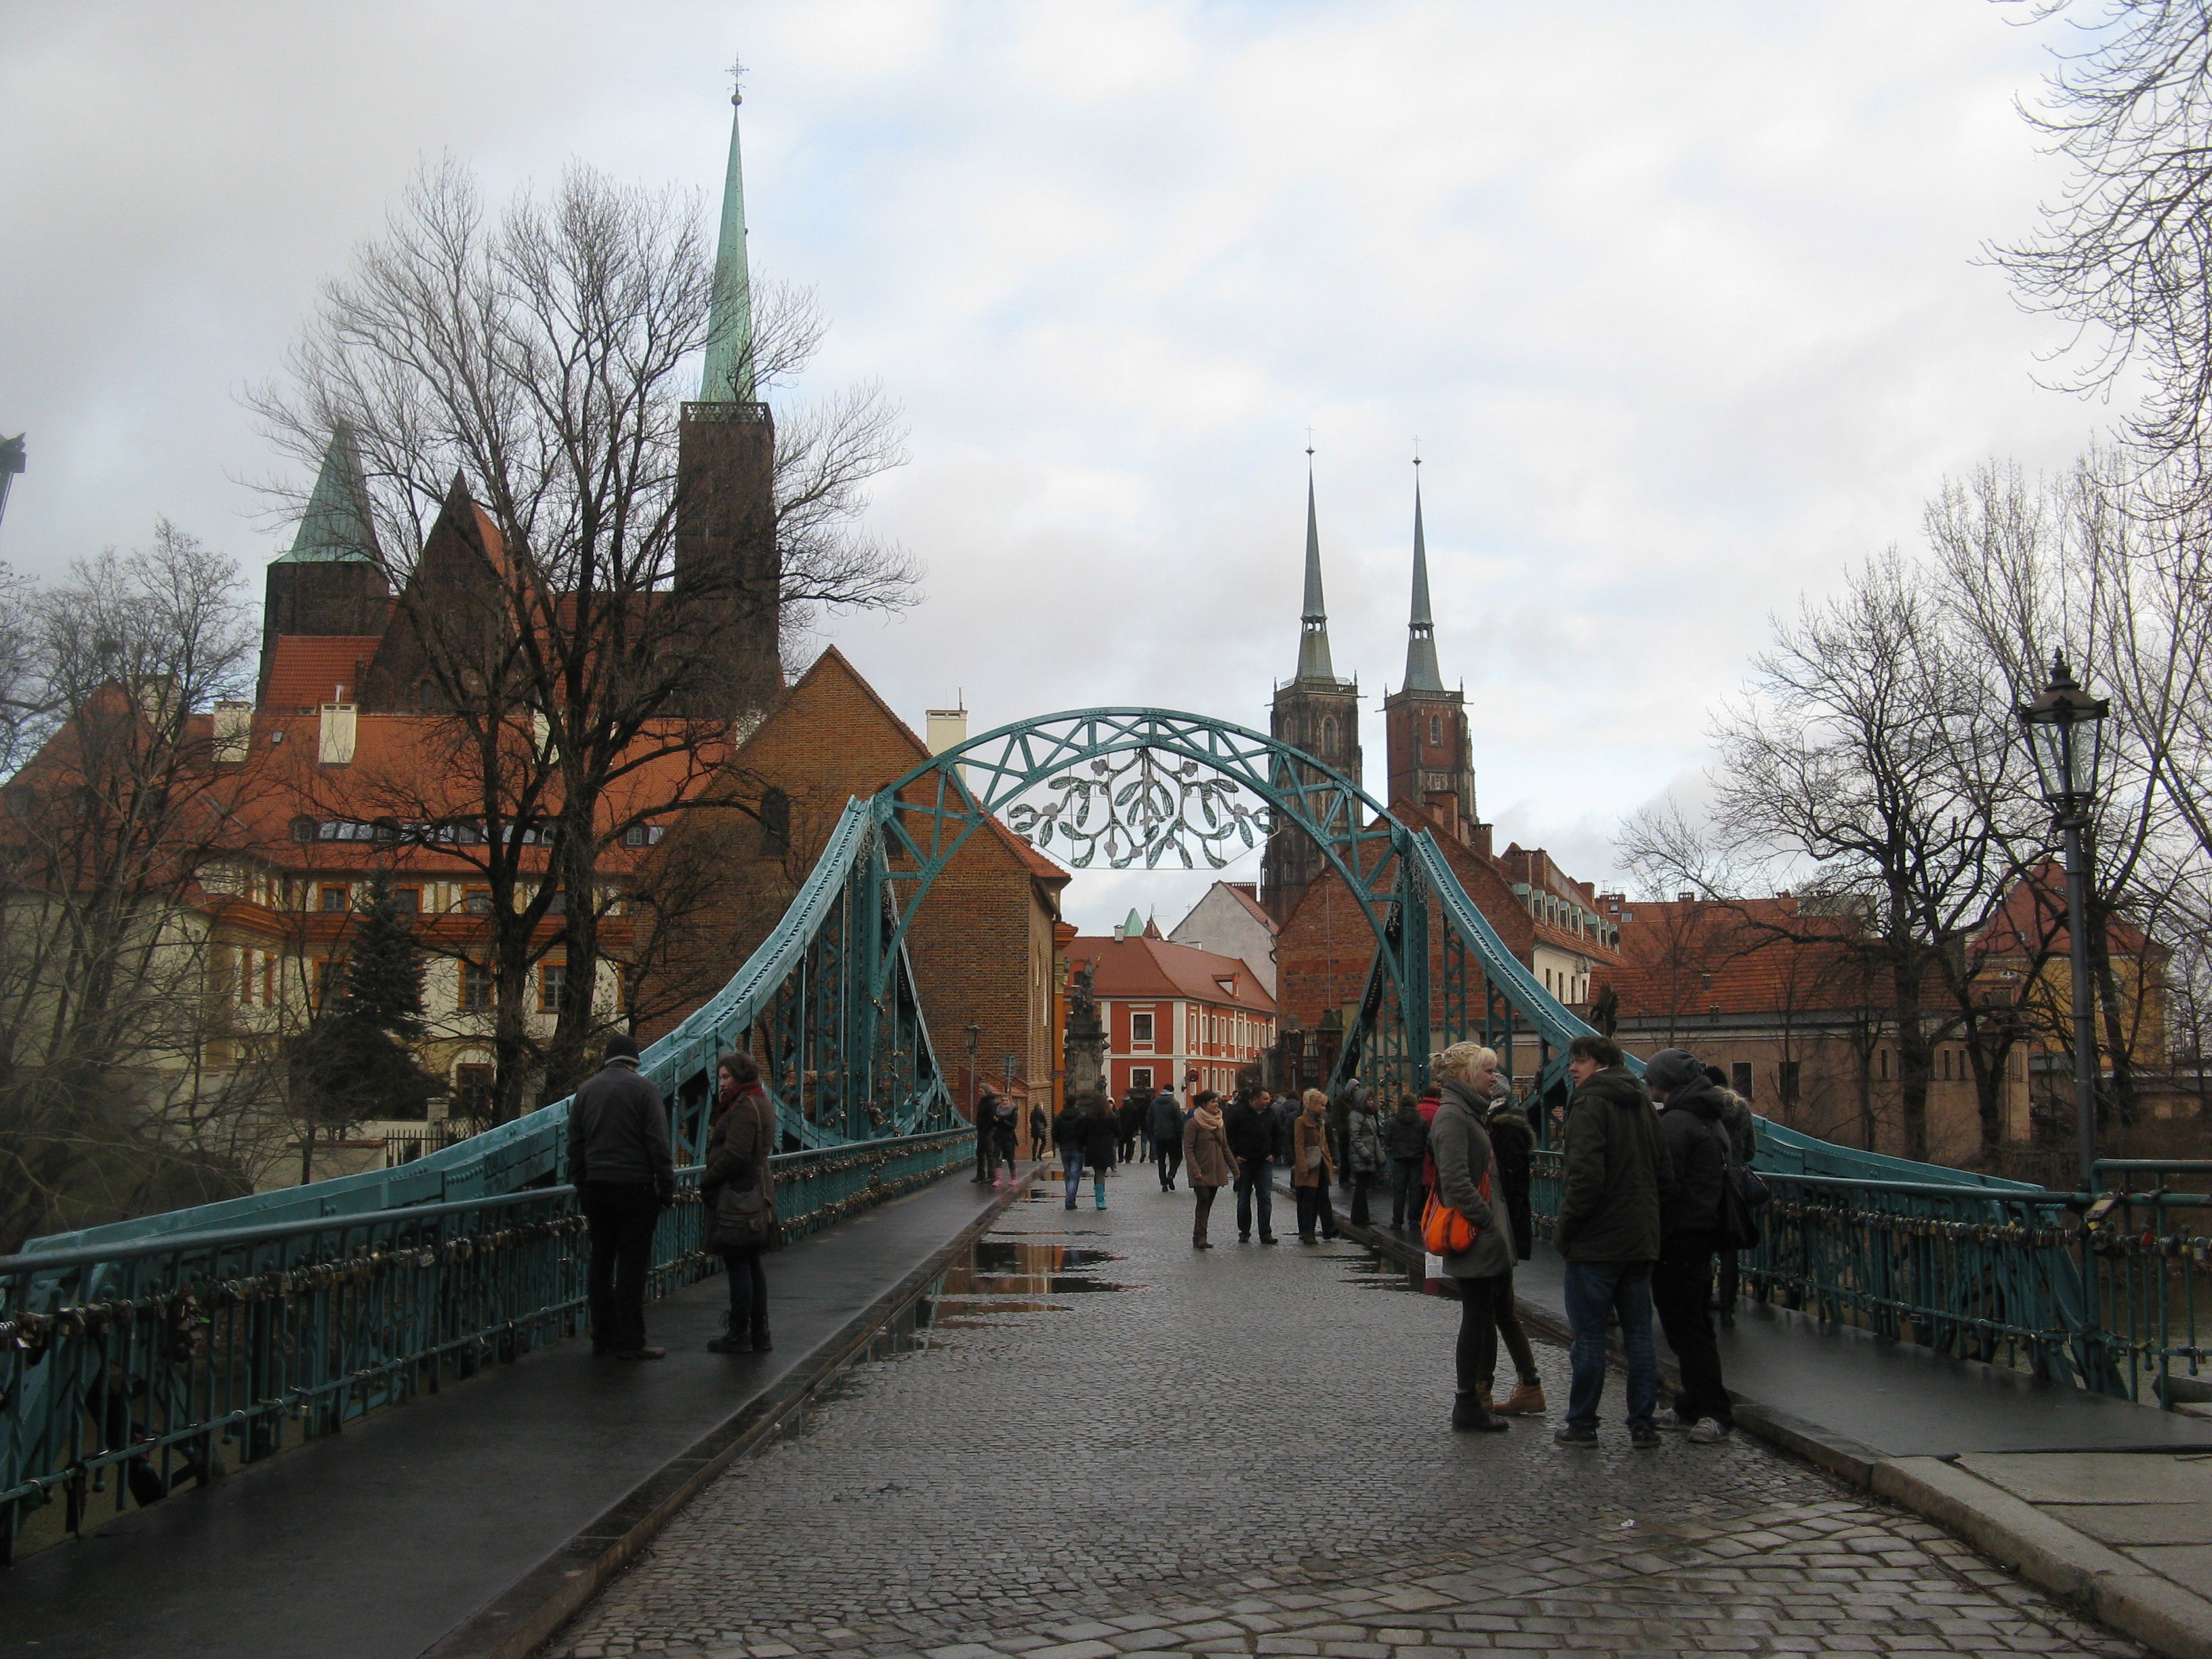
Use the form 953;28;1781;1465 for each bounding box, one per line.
287;872;442;1180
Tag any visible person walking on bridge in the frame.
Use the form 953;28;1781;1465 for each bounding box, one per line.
569;1033;676;1361
1648;1050;1735;1443
703;1053;777;1355
1292;1088;1340;1243
1076;1093;1119;1210
1150;1084;1185;1190
1552;1033;1672;1448
1029;1101;1051;1163
1345;1088;1385;1228
1429;1042;1515;1432
1054;1096;1087;1209
1183;1089;1235;1248
1387;1092;1429;1231
1224;1087;1278;1244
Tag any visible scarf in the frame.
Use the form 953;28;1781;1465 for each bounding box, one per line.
1192;1103;1225;1133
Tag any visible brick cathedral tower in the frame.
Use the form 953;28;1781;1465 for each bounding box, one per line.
1260;457;1363;924
673;80;782;717
1383;462;1477;844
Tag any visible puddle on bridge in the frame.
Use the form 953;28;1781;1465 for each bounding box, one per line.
1342;1250;1454;1296
929;1234;1142;1319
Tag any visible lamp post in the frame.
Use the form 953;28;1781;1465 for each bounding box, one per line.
2016;653;2110;1191
964;1021;980;1117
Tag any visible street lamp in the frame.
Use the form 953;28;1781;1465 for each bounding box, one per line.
964;1021;980;1115
2016;652;2110;1191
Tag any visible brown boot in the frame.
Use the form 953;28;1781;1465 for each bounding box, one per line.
1492;1381;1547;1416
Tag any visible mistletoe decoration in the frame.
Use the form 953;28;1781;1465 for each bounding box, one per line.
1006;750;1272;869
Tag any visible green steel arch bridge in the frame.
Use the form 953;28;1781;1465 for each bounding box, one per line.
0;707;2186;1559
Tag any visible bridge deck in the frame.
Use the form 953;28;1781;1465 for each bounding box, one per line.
0;1171;1017;1659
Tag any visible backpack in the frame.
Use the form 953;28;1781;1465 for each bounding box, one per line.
1708;1120;1767;1251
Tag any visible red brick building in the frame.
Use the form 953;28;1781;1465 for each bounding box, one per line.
1067;918;1277;1101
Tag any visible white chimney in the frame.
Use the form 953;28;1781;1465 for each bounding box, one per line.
1113;922;1126;942
319;693;357;765
925;707;968;754
212;702;251;765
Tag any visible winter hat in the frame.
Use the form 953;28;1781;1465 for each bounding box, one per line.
602;1032;640;1061
1643;1048;1704;1097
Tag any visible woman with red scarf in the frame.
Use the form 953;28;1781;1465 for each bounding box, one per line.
703;1052;778;1354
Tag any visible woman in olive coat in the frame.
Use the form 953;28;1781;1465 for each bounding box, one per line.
1429;1043;1521;1431
1290;1088;1339;1242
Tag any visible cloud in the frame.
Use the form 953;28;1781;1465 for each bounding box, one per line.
0;1;2105;934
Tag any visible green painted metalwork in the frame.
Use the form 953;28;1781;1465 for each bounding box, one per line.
700;85;756;404
0;1128;970;1559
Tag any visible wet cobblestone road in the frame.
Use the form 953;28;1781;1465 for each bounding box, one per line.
546;1170;2144;1659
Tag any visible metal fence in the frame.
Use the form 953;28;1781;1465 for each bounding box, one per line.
1530;1134;2212;1408
0;1126;970;1563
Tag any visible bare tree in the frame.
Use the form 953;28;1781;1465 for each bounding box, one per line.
1992;1;2212;501
251;161;916;1112
0;529;281;1247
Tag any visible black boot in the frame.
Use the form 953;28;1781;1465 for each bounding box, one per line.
1451;1392;1509;1433
706;1313;750;1355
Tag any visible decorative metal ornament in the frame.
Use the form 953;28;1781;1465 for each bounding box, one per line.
1006;749;1272;869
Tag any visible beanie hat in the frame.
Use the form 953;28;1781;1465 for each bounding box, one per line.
602;1032;640;1061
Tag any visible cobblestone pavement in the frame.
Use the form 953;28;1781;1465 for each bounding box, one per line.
546;1170;2146;1659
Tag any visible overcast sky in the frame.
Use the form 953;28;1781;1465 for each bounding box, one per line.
0;1;2113;935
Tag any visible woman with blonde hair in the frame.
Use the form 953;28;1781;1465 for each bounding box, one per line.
1291;1088;1340;1243
1429;1042;1540;1430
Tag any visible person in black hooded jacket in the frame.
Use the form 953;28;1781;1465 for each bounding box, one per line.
1646;1048;1734;1443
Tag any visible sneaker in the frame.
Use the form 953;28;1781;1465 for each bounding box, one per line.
1629;1422;1661;1450
1658;1407;1696;1431
1687;1419;1732;1444
1553;1422;1598;1446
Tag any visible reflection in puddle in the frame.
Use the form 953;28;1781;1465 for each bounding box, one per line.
1343;1253;1429;1294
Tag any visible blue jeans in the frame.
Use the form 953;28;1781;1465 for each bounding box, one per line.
1562;1259;1658;1430
1234;1157;1273;1237
1063;1151;1084;1204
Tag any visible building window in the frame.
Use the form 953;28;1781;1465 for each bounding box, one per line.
454;1063;494;1120
320;884;350;913
1779;1060;1801;1105
237;947;254;1006
416;680;436;712
314;958;341;1006
462;888;492;916
459;962;492;1012
1131;1067;1153;1093
1132;1012;1154;1046
290;815;317;844
1429;714;1441;747
1732;1061;1753;1100
264;955;276;1006
546;889;567;916
1940;1048;1952;1081
539;962;565;1012
392;886;421;915
1878;1049;1889;1081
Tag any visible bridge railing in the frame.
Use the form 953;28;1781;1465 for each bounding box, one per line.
1529;1142;2212;1405
0;1126;970;1563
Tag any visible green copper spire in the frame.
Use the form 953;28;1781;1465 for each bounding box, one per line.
1403;459;1443;693
275;421;379;564
700;79;756;403
1294;455;1336;683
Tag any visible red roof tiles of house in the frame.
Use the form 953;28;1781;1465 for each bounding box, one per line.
1067;934;1277;1015
262;636;385;714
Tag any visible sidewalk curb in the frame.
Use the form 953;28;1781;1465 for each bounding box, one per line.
417;1169;1036;1659
1319;1197;2212;1658
1872;1456;2212;1659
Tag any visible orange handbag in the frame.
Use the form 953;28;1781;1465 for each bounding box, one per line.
1422;1166;1490;1256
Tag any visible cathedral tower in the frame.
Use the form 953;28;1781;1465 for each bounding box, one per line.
673;81;782;716
1383;462;1476;844
258;421;389;701
1260;458;1363;924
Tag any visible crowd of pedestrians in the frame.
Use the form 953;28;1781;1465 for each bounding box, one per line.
569;1027;1757;1436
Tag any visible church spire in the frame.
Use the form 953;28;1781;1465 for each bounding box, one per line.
1294;450;1335;683
700;73;756;403
276;420;379;565
1402;457;1443;693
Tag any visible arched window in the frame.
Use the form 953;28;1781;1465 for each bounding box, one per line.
1319;716;1336;754
1429;714;1441;748
416;680;437;712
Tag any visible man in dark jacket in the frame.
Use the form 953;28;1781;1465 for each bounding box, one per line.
1149;1086;1185;1190
568;1034;675;1361
1118;1089;1146;1163
1552;1034;1673;1446
1650;1050;1734;1441
1223;1089;1279;1244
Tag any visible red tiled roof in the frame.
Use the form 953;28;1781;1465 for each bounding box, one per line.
1067;935;1277;1015
1595;896;1870;1019
263;636;384;714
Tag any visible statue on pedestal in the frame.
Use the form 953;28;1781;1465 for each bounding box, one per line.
1064;963;1107;1106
